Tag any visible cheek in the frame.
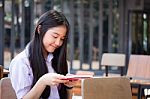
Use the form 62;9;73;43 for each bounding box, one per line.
43;36;54;46
59;41;63;46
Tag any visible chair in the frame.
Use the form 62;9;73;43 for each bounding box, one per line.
0;77;17;99
0;65;9;79
81;77;132;99
101;53;126;76
127;55;150;80
0;65;3;79
127;55;150;99
71;71;95;98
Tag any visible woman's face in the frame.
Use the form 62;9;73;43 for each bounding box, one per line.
43;25;67;53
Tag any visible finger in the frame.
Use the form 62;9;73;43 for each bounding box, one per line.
65;80;78;86
54;79;68;83
51;82;59;86
55;74;66;79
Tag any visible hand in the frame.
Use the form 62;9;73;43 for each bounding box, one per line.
39;73;68;86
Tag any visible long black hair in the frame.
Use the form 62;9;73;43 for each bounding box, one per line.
29;10;70;99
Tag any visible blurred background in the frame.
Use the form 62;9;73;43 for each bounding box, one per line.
0;0;150;75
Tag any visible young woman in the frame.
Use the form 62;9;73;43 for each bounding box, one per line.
9;10;76;99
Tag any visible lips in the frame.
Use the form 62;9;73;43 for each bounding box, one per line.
50;45;58;49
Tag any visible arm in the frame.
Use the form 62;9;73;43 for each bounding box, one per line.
9;54;68;99
23;78;46;99
23;73;68;99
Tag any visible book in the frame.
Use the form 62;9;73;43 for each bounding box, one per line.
62;74;93;81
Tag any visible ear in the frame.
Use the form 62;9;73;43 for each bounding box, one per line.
37;25;41;34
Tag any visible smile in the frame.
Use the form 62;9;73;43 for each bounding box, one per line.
51;45;57;49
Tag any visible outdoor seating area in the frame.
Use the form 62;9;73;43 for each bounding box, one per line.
1;53;150;99
127;55;150;99
0;53;150;99
70;54;150;99
0;0;150;99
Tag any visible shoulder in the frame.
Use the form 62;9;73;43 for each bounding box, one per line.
10;44;30;65
9;47;31;72
11;50;28;65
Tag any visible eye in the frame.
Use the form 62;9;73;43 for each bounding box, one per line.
60;38;65;41
51;33;59;38
51;34;58;38
52;35;57;38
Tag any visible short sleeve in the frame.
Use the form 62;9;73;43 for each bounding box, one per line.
9;54;33;99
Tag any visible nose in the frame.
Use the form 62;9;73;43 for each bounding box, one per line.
55;38;62;46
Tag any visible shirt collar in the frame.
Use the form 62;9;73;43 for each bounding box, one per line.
46;53;53;63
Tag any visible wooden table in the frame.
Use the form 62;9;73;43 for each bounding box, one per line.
131;79;150;99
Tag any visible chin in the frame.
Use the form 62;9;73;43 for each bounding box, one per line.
48;49;55;53
48;50;54;53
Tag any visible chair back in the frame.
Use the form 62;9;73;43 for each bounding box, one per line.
82;77;132;99
0;77;17;99
127;55;150;80
101;53;126;76
101;53;125;66
71;70;95;96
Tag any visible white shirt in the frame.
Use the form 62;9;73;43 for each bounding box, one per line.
9;45;60;99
